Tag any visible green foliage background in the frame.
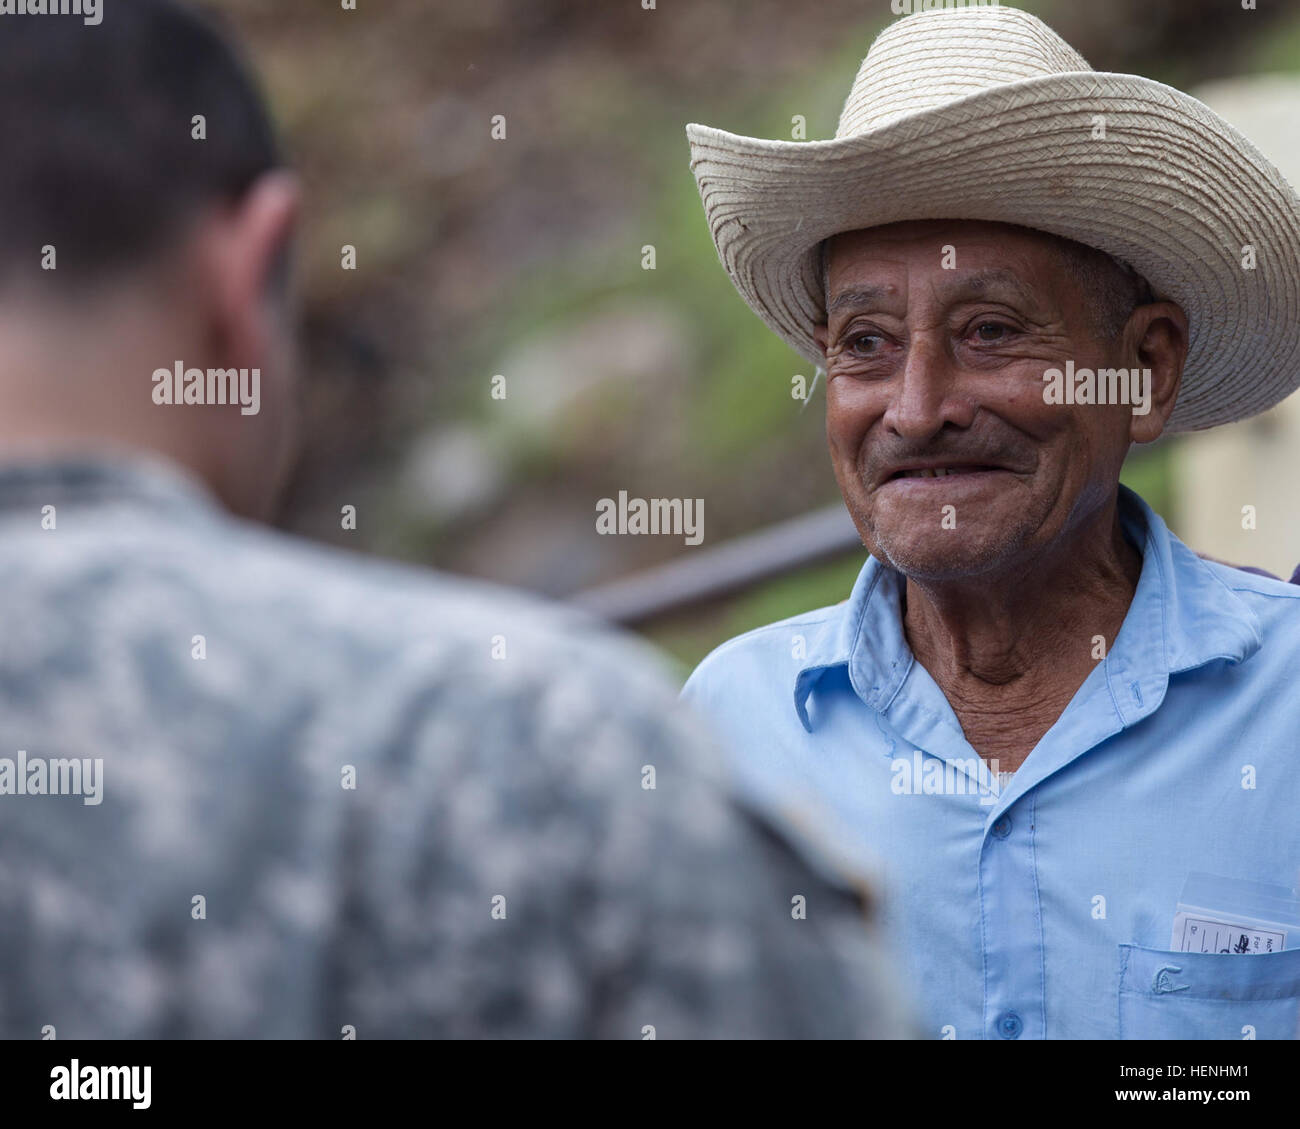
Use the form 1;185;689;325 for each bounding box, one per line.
210;0;1299;677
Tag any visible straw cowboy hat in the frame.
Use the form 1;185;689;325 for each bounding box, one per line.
686;4;1300;432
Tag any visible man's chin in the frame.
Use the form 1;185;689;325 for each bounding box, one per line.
869;532;1022;582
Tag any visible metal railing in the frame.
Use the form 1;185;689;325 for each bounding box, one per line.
572;501;863;625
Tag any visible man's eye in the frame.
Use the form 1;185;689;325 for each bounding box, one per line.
849;333;884;355
972;321;1012;342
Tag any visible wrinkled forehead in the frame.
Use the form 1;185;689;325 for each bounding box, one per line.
818;220;1092;316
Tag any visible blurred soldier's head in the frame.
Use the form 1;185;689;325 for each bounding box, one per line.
0;0;300;518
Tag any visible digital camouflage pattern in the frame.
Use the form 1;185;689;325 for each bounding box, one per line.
0;456;911;1038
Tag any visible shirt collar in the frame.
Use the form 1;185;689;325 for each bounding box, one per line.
793;486;1262;732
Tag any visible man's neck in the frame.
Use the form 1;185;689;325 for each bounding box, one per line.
902;500;1143;770
0;299;244;516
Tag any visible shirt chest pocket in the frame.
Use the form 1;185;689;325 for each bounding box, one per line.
1118;943;1300;1039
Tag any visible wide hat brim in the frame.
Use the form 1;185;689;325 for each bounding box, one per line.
687;70;1300;432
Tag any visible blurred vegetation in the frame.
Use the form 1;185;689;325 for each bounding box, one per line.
207;0;1300;674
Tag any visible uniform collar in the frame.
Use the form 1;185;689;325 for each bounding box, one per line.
0;450;224;521
793;486;1262;732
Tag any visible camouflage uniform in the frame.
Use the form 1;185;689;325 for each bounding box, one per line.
0;455;912;1038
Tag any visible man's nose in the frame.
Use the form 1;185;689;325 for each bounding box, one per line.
881;337;970;441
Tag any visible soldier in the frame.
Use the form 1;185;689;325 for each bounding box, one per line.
0;0;911;1038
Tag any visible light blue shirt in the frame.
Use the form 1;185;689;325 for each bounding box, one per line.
683;487;1300;1039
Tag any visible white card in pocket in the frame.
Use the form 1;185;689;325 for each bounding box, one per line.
1172;914;1285;954
1170;872;1300;954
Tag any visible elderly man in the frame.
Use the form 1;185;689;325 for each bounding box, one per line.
683;6;1300;1039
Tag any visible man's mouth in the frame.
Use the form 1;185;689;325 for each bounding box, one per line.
887;464;1006;481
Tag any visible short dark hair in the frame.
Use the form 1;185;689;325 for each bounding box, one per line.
0;0;283;289
1053;237;1156;342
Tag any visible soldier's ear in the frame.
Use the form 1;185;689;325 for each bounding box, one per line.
190;171;300;372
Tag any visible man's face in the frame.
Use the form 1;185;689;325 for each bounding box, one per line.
815;220;1144;581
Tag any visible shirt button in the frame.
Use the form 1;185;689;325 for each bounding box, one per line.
996;1011;1023;1039
991;816;1012;839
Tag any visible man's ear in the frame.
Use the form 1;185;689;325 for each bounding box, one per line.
1126;300;1187;444
196;171;301;366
